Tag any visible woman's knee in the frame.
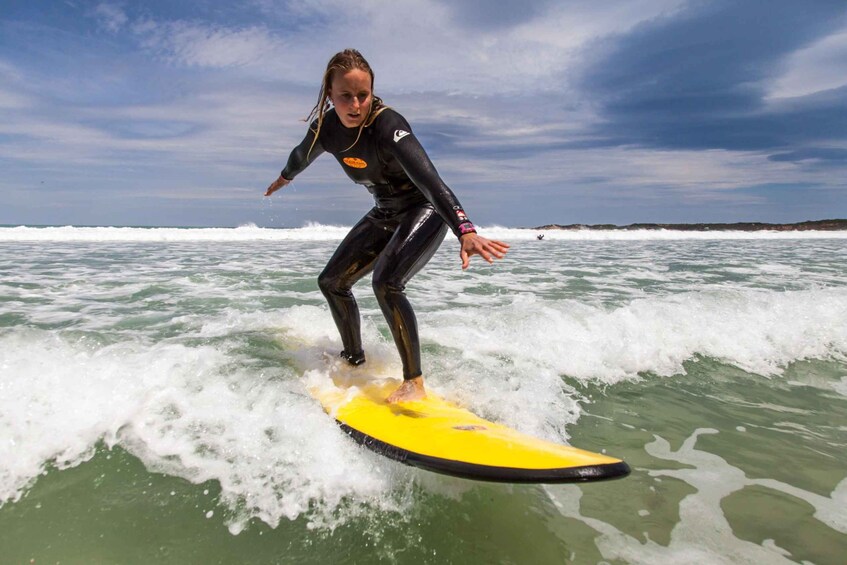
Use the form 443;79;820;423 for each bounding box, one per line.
372;271;404;300
318;270;346;296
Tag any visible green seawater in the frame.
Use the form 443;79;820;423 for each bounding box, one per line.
3;359;846;564
1;232;846;564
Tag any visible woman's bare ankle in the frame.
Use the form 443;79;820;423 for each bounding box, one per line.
386;376;426;404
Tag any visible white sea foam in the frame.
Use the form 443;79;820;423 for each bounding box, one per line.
545;428;847;563
0;323;416;532
2;223;847;242
423;287;847;384
0;223;351;242
3;284;846;529
2;234;846;536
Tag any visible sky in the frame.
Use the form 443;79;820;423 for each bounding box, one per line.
1;0;846;228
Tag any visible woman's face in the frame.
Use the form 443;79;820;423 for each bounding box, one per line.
328;68;373;128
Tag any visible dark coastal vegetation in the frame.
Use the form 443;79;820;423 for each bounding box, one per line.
531;219;847;231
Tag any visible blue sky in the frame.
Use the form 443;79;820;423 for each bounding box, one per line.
2;0;846;228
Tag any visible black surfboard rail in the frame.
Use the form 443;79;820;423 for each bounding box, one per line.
338;421;632;483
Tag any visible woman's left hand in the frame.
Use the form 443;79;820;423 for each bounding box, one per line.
459;233;510;270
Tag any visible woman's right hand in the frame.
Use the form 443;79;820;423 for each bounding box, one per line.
264;175;291;197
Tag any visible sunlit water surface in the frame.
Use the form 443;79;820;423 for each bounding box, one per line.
1;225;846;564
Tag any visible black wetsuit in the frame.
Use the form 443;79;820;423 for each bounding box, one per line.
280;107;476;380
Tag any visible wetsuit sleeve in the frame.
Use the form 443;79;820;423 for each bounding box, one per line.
380;113;477;239
280;123;325;180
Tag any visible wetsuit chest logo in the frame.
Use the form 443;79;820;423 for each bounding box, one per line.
343;157;368;169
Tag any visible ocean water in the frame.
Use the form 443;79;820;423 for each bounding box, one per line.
1;224;846;564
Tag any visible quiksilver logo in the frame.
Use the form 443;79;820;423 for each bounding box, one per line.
393;129;410;142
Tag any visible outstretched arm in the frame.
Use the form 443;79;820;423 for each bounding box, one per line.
264;125;324;197
387;131;475;237
384;116;509;267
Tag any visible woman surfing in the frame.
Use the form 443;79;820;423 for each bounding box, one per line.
265;49;509;403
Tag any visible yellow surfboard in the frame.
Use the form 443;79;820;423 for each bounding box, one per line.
310;373;630;483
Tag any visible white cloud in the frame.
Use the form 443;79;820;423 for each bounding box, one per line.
0;82;30;109
133;20;274;68
4;1;845;226
0;59;30;110
306;0;687;94
442;144;823;195
108;0;688;94
511;0;685;51
0;84;308;169
93;2;128;33
767;26;847;99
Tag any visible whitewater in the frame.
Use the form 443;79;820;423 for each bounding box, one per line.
1;224;846;564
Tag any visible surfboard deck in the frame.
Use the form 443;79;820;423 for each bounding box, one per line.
310;372;630;483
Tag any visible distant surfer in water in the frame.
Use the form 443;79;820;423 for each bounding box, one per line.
265;49;509;403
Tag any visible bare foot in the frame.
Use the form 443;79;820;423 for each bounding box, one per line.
386;376;426;404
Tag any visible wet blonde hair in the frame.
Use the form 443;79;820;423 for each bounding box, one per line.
306;49;387;156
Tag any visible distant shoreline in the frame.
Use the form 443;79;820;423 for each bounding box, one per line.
3;219;847;232
529;219;847;232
